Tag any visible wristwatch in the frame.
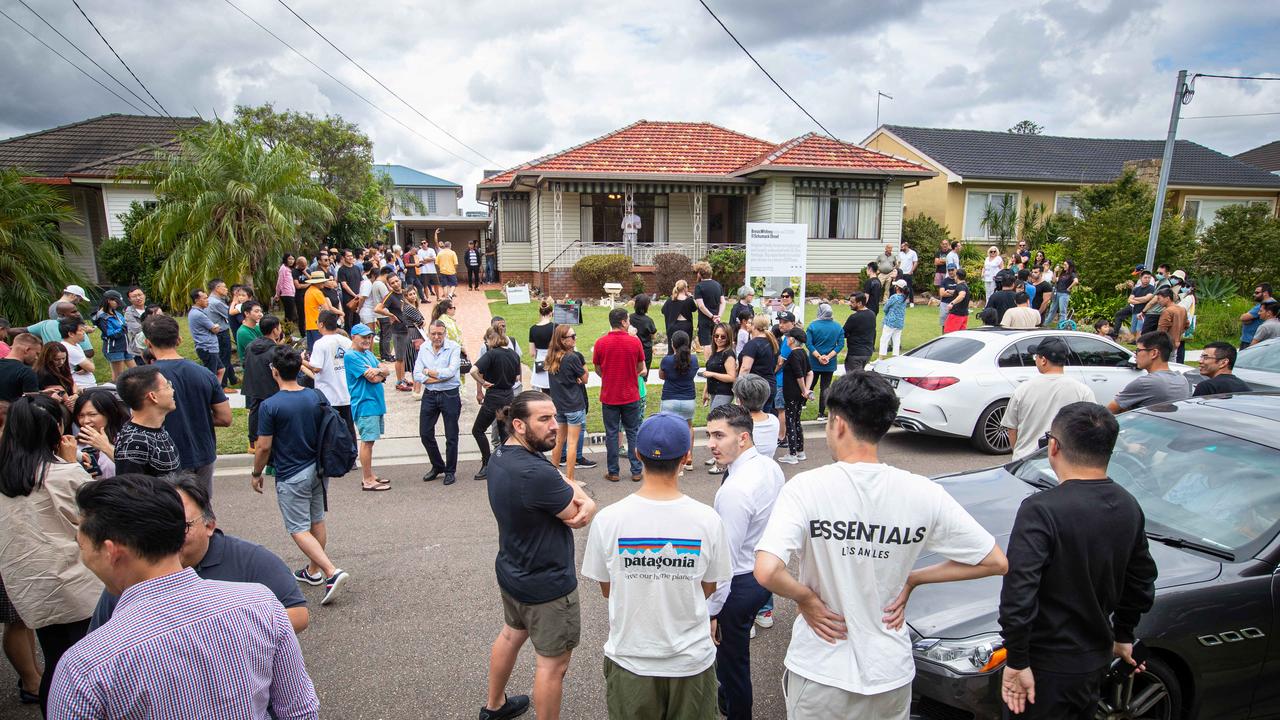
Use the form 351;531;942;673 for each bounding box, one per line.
251;471;262;478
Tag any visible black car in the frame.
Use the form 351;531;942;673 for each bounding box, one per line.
909;393;1280;720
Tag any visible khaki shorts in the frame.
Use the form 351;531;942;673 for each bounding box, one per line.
603;657;718;720
784;670;909;720
500;588;580;657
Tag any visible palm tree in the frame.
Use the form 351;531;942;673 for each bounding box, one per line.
0;168;87;321
134;122;337;308
980;194;1018;246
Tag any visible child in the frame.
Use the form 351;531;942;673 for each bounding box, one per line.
778;327;813;464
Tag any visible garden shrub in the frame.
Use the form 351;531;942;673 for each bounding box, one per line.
631;274;646;297
571;254;633;294
1196;204;1280;292
1192;295;1253;347
706;246;745;292
653;252;693;296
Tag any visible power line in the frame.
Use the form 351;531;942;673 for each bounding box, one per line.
697;0;838;140
14;0;161;115
220;0;480;169
70;0;171;117
273;0;499;167
0;7;151;116
1191;73;1280;82
1182;110;1280;120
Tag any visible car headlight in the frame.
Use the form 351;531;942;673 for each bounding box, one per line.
912;633;1006;674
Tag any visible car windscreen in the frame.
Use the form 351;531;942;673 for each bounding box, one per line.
1236;341;1280;373
906;337;984;364
1013;412;1279;559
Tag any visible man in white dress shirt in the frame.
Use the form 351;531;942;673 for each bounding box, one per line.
705;403;785;719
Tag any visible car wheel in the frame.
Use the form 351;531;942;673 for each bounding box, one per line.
970;400;1010;454
1096;655;1182;720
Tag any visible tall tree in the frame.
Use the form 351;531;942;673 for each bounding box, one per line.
1008;120;1044;135
0;169;87;321
134;122;337;308
234;103;380;246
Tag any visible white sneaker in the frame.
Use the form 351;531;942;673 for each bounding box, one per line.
708;465;724;475
796;452;807;461
778;454;799;465
750;625;757;639
755;610;774;628
704;457;716;466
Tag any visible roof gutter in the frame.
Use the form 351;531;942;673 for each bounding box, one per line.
732;164;936;179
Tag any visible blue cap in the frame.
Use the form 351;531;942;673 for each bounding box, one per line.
349;323;374;337
946;261;959;271
636;412;692;460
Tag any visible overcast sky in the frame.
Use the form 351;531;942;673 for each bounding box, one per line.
2;0;1277;210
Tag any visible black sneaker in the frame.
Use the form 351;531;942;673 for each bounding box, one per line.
479;694;530;720
575;457;598;469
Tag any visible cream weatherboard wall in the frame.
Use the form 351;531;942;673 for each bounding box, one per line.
496;194;532;273
59;187;98;283
101;184;157;239
536;189;580;269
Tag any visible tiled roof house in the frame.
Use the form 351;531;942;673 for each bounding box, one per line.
476;120;934;294
0;114;202;282
862;124;1280;242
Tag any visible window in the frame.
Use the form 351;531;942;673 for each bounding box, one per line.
1063;336;1131;367
906;337;984;364
1183;198;1272;231
997;338;1040;368
1054;192;1081;218
500;195;529;243
794;189;880;239
580;194;667;244
426;189;437;215
963;191;1018;241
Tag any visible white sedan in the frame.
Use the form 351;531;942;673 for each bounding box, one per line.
873;328;1192;454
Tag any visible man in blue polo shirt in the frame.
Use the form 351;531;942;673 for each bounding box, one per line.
27;301;94;354
88;474;308;633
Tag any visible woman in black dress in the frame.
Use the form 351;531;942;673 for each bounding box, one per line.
470;327;521;480
661;279;695;353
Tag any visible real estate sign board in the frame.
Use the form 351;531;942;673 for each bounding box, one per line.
745;222;807;318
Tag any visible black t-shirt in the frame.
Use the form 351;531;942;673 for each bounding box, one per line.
783;349;812;404
739;336;777;388
549;351;586;413
486;444;576;604
1035;281;1053;303
113;421;181;477
528;322;556;352
337;264;363;301
662;297;696;335
154;359;227;469
704;348;734;397
384;292;406;332
950;283;972;316
933;250;947;270
693;279;723;322
1192;373;1252;397
0;359;38;402
630;313;657;354
842;309;876;357
1130;283;1154;306
322;286;341;310
864;277;883;313
1055;272;1078;294
730;301;754;328
476;347;521;405
988;290;1017;323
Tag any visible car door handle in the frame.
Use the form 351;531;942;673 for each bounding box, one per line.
1089;375;1107;382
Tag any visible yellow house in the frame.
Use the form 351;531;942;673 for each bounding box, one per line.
862;125;1280;243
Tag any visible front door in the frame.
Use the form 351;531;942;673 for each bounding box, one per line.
707;196;745;246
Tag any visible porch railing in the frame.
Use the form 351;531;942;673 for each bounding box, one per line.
543;241;744;270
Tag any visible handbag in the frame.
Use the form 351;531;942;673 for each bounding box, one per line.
459;349;472;376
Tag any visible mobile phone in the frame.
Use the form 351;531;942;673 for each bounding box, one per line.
1106;640;1149;683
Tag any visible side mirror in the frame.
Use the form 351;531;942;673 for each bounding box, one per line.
1125;356;1138;369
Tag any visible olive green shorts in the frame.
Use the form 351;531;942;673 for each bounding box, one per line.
500;587;580;657
602;657;718;719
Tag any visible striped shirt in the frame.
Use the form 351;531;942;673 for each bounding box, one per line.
49;567;319;720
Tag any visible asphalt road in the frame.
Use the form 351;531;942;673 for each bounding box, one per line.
0;428;1001;719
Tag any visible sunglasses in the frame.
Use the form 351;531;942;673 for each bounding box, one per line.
1037;431;1058;450
565;333;577;339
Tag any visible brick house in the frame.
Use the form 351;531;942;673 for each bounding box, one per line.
476;120;934;296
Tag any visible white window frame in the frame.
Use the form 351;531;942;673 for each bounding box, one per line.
961;189;1022;242
1181;195;1275;231
1053;191;1082;218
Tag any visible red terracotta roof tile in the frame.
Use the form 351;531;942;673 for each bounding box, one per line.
479;121;930;189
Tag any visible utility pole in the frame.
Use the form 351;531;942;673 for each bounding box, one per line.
876;91;893;128
1144;70;1190;271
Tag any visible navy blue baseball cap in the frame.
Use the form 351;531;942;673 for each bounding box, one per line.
636;412;692;460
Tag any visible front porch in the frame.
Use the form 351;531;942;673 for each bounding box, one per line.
391;215;490;251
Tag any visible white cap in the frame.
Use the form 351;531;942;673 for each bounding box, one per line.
63;284;87;301
892;279;908;288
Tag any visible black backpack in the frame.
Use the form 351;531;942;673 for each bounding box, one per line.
312;389;356;478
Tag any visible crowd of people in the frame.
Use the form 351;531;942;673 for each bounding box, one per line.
0;226;1270;719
